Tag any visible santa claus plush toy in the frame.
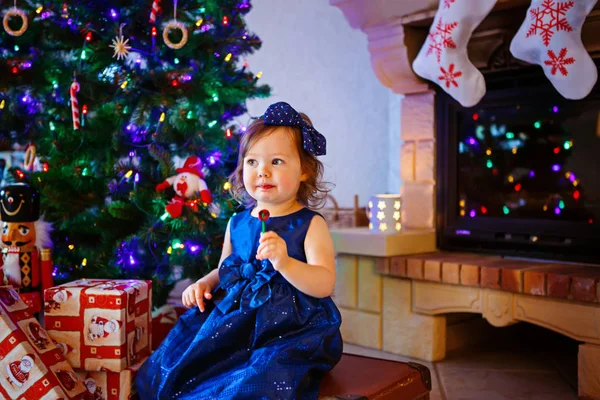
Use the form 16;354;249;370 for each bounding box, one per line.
156;155;213;218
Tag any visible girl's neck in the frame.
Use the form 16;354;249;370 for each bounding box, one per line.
251;200;304;218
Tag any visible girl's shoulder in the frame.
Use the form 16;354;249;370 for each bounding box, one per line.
229;208;253;226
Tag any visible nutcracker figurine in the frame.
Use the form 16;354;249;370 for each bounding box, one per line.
0;183;53;314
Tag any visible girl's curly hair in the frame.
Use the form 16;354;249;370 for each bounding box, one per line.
229;114;332;209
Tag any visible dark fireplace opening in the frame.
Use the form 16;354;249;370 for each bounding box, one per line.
436;62;600;264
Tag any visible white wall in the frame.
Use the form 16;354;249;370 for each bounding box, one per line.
243;0;394;208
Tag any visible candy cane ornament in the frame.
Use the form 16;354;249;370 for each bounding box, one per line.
70;79;80;130
149;0;161;24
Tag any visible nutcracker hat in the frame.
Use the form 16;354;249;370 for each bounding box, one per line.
176;156;204;179
0;183;40;222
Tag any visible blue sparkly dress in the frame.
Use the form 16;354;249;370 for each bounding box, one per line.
135;208;343;399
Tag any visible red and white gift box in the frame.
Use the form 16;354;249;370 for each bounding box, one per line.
0;285;87;399
74;356;146;400
44;279;152;372
151;304;187;350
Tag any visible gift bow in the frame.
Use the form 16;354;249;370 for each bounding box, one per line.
216;254;277;313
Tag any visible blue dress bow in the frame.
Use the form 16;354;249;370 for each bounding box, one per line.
217;254;278;313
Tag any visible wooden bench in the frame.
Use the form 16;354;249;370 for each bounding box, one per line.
318;353;431;400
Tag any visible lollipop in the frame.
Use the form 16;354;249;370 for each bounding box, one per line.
258;209;270;233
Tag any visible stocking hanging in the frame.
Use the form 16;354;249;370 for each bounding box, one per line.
412;0;497;107
510;0;598;99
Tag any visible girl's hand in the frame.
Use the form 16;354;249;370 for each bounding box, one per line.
182;279;213;312
256;231;289;271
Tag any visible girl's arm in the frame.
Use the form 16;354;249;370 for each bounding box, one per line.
259;216;336;298
198;219;232;289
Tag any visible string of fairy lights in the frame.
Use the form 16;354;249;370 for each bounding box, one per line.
459;108;594;225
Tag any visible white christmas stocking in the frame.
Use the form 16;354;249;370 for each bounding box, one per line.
412;0;497;107
510;0;598;99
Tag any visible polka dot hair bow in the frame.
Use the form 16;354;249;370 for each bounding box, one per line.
262;102;326;156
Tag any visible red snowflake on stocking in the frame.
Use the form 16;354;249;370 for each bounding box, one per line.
526;0;574;46
438;64;462;88
544;47;575;75
444;0;455;8
426;18;458;63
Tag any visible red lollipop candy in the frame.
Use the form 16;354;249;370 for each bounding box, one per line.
258;209;270;232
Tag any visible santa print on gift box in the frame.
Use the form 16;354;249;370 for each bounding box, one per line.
0;286;21;307
88;315;122;341
44;287;73;313
0;184;53;314
55;341;75;358
82;376;104;400
27;321;50;350
5;353;35;388
155;155;212;218
130;325;145;364
56;369;79;391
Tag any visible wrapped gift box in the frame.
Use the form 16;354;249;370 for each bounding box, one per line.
0;285;87;399
44;279;152;372
74;356;146;400
152;304;187;350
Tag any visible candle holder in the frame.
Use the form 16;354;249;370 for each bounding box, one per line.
366;194;402;233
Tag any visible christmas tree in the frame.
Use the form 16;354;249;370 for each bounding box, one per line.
0;0;269;305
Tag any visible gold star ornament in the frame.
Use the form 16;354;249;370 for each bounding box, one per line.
110;24;131;60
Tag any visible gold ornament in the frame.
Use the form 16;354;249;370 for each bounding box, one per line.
110;24;131;60
23;144;36;171
163;20;188;50
3;7;28;37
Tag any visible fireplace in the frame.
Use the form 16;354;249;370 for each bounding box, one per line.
436;62;600;264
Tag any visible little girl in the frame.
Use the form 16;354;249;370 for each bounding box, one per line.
135;102;342;399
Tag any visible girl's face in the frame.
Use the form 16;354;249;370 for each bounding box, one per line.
243;128;308;209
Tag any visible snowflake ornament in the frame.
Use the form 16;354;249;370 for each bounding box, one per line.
438;63;462;88
443;0;455;8
526;0;574;46
425;18;458;63
544;47;575;76
110;24;131;60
